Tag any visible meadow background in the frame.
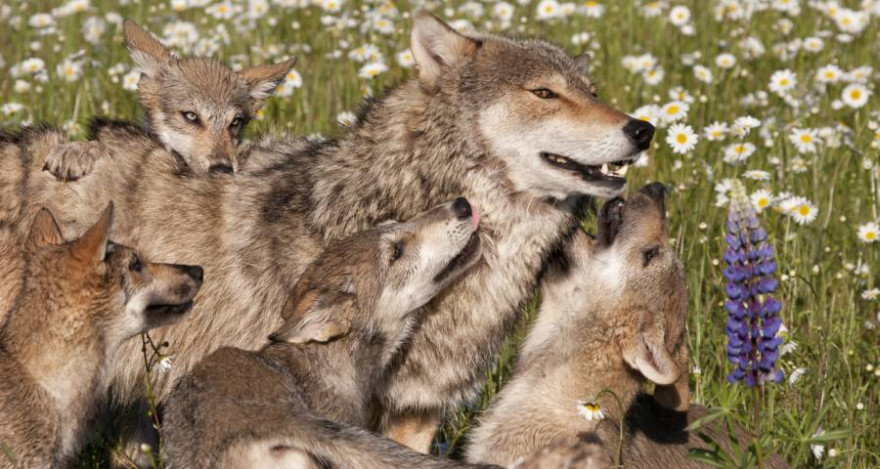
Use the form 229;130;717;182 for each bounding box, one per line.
1;0;879;467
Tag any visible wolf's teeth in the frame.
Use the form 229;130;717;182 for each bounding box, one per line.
617;165;629;177
601;163;610;175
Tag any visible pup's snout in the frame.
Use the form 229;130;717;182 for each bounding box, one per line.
452;197;472;220
639;182;668;203
209;163;234;174
179;264;204;283
623;119;655;151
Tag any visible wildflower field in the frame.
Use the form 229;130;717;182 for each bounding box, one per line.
2;0;879;467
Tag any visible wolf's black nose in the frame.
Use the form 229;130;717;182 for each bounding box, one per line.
623;119;655;151
209;164;233;174
182;265;204;283
452;197;472;220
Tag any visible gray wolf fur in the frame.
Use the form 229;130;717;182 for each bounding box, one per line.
42;19;295;179
3;10;655;452
0;205;202;468
161;200;484;468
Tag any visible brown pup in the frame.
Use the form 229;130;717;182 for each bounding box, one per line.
162;199;486;468
0;205;202;468
42;19;295;179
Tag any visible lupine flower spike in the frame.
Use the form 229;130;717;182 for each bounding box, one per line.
724;179;784;387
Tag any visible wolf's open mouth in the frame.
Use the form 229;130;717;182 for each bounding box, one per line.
146;300;194;315
540;152;631;184
434;232;482;283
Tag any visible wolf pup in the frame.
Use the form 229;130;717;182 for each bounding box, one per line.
162;199;483;468
466;183;688;465
43;19;295;179
0;205;202;468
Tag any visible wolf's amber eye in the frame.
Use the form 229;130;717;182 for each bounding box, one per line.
182;111;200;123
130;257;142;273
643;247;660;267
390;242;403;264
531;88;557;99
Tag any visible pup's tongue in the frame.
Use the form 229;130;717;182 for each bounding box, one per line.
471;206;481;231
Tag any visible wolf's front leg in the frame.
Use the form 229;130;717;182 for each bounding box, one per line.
42;141;105;181
383;409;442;454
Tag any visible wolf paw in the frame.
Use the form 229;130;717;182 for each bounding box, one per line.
43;142;103;181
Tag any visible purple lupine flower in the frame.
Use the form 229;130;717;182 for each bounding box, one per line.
724;180;784;386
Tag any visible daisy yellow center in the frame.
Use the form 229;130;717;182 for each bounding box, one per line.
798;205;810;216
64;67;75;76
712;131;721;137
735;145;745;154
585;1;597;6
757;198;769;208
543;5;554;13
866;231;876;240
676;134;687;144
780;78;789;86
800;134;812;143
851;90;861;99
825;71;835;79
218;5;228;13
666;105;680;115
584;403;600;411
639;116;651;122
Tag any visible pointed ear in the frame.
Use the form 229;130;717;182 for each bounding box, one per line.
410;10;479;87
269;292;353;344
622;328;680;386
71;203;114;263
124;20;172;78
240;57;297;114
653;344;690;411
26;208;64;251
573;53;592;75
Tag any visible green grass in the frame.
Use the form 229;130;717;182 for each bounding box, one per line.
2;0;879;467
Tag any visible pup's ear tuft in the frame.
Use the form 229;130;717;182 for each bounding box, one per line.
26;208;65;251
622;326;680;386
71;203;114;264
240;57;298;114
653;343;690;411
269;291;354;344
410;10;478;88
123;20;173;79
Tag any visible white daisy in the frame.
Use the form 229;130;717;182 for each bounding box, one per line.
841;83;871;108
742;170;770;181
750;189;773;212
815;65;843;84
788;367;806;386
786;197;819;225
669;5;690;26
769;69;797;95
789;128;819;153
731;116;761;137
703;121;728;141
536;0;561;20
358;61;388;79
803;37;824;52
666;123;698;154
863;288;880;301
336;111;357;128
576;400;605;421
395;49;415;68
660;100;689;124
857;222;878;243
631;105;661;126
723;142;756;164
715;52;736;69
693;65;713;83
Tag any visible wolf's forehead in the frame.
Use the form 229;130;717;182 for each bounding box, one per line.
482;38;593;88
171;58;251;104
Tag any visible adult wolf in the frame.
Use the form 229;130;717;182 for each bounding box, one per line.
8;10;654;453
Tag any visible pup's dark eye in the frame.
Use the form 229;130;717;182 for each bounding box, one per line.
643;247;660;267
390;242;403;264
182;111;200;123
230;117;243;129
589;87;599;98
531;88;557;99
130;256;142;273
